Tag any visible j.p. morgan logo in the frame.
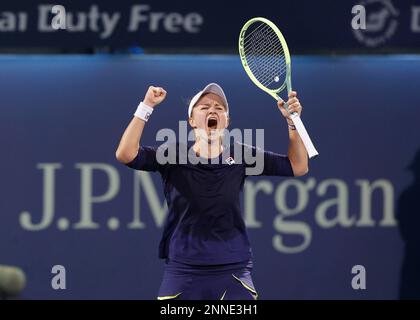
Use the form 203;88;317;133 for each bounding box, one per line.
353;0;399;47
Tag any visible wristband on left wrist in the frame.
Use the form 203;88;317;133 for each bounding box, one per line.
134;101;154;122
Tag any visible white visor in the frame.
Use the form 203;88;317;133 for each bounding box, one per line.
188;83;229;117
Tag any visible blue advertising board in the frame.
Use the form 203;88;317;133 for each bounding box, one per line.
0;54;419;299
0;0;420;52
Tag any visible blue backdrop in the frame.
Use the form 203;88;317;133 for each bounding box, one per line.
1;54;419;299
1;0;420;52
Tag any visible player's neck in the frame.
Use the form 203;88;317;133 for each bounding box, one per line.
193;139;223;159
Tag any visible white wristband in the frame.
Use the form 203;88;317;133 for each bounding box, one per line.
134;102;154;122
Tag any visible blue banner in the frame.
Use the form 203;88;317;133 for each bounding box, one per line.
0;54;419;299
0;0;420;52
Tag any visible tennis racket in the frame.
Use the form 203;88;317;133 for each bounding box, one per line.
239;17;319;158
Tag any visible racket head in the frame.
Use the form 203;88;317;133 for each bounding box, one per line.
238;17;291;99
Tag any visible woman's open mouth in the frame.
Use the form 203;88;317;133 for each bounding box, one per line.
207;117;218;130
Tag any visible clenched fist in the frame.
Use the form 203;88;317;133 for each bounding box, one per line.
144;86;167;108
277;91;302;122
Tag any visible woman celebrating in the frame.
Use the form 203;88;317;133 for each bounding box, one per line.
116;83;308;300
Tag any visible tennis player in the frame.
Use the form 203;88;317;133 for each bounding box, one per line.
115;83;308;300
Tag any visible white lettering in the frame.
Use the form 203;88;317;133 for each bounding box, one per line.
0;12;27;32
351;265;366;290
356;179;396;227
20;163;62;231
184;13;203;33
411;6;420;32
128;5;203;33
272;179;314;253
51;5;66;30
351;5;366;30
73;164;120;229
38;5;55;32
316;179;356;228
51;265;66;290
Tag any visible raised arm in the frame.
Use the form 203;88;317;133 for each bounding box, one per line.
277;91;309;176
115;86;167;164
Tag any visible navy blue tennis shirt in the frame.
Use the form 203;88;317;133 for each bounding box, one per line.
126;142;294;265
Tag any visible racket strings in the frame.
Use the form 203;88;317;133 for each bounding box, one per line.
244;27;284;59
243;25;280;48
243;23;287;88
245;41;284;65
245;34;286;86
246;45;286;81
243;22;269;46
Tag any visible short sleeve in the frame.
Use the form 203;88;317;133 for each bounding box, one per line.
125;146;162;172
242;143;294;177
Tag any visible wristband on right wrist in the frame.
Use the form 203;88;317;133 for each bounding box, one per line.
134;101;154;122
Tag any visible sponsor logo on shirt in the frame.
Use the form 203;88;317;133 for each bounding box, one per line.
225;156;235;165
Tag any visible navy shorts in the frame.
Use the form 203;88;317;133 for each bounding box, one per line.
157;259;258;300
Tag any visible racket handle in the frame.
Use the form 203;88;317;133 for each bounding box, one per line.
290;113;319;159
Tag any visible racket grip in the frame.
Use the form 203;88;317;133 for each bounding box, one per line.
290;113;319;159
